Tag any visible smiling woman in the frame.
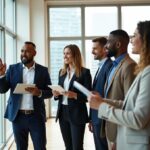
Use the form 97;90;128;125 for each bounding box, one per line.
130;29;142;54
63;47;74;67
52;44;92;150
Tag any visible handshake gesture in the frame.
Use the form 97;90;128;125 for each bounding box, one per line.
0;58;6;76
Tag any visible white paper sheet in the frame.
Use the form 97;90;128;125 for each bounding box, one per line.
73;81;91;97
13;83;35;94
49;85;65;93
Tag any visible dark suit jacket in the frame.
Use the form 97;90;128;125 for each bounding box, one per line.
0;63;52;122
90;58;112;125
55;67;92;125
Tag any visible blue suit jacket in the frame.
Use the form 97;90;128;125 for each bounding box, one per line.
0;63;52;122
55;67;92;125
90;58;112;124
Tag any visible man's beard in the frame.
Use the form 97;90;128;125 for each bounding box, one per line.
21;57;33;65
106;48;118;57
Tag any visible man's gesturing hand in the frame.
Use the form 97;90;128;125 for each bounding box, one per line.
0;58;6;76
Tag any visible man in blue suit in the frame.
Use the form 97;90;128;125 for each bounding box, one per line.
89;37;112;150
0;41;52;150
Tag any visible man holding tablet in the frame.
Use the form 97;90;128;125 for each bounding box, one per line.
0;41;52;150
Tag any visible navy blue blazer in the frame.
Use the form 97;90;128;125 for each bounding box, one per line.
0;63;52;122
90;58;112;124
55;67;92;125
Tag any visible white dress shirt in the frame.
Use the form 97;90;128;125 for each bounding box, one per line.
20;64;35;110
0;74;5;79
62;68;75;105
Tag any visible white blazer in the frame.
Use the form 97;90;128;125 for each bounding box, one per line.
98;65;150;150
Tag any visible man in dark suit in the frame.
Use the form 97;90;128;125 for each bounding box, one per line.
0;41;52;150
89;37;112;150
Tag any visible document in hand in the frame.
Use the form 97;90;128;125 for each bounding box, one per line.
49;85;65;94
13;83;35;94
73;81;91;97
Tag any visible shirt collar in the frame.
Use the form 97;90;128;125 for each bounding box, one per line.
23;62;35;70
98;57;108;67
113;53;127;66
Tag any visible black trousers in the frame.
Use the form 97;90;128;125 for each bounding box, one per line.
12;112;46;150
93;123;108;150
59;105;85;150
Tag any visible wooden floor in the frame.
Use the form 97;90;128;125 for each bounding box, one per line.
10;118;95;150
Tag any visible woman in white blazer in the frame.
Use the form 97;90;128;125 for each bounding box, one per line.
88;20;150;150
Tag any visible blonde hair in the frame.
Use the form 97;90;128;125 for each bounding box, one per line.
60;44;83;77
135;21;150;75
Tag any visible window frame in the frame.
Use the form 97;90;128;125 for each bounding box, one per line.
0;0;17;148
48;3;150;117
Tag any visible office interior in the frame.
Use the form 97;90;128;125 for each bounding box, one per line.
0;0;150;149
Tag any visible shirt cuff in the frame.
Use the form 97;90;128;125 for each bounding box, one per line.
38;90;42;98
98;103;109;120
0;74;5;79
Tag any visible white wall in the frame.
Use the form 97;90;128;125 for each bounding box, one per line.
16;0;48;66
16;0;30;61
30;0;48;66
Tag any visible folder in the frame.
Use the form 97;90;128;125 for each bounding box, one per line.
73;81;91;97
13;83;35;94
49;85;65;94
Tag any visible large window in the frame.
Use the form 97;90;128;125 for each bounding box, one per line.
0;28;3;147
5;33;16;140
49;7;82;116
85;7;118;36
85;6;118;76
0;0;16;148
0;0;2;23
5;0;15;31
48;5;150;116
49;8;81;37
121;6;150;62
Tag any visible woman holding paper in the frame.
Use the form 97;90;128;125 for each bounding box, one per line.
52;44;92;150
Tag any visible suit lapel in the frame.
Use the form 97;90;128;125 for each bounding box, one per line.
59;71;77;89
34;63;39;84
93;68;100;87
18;63;23;83
59;73;67;87
93;59;109;88
93;62;106;87
69;74;77;89
122;73;140;109
106;56;127;93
